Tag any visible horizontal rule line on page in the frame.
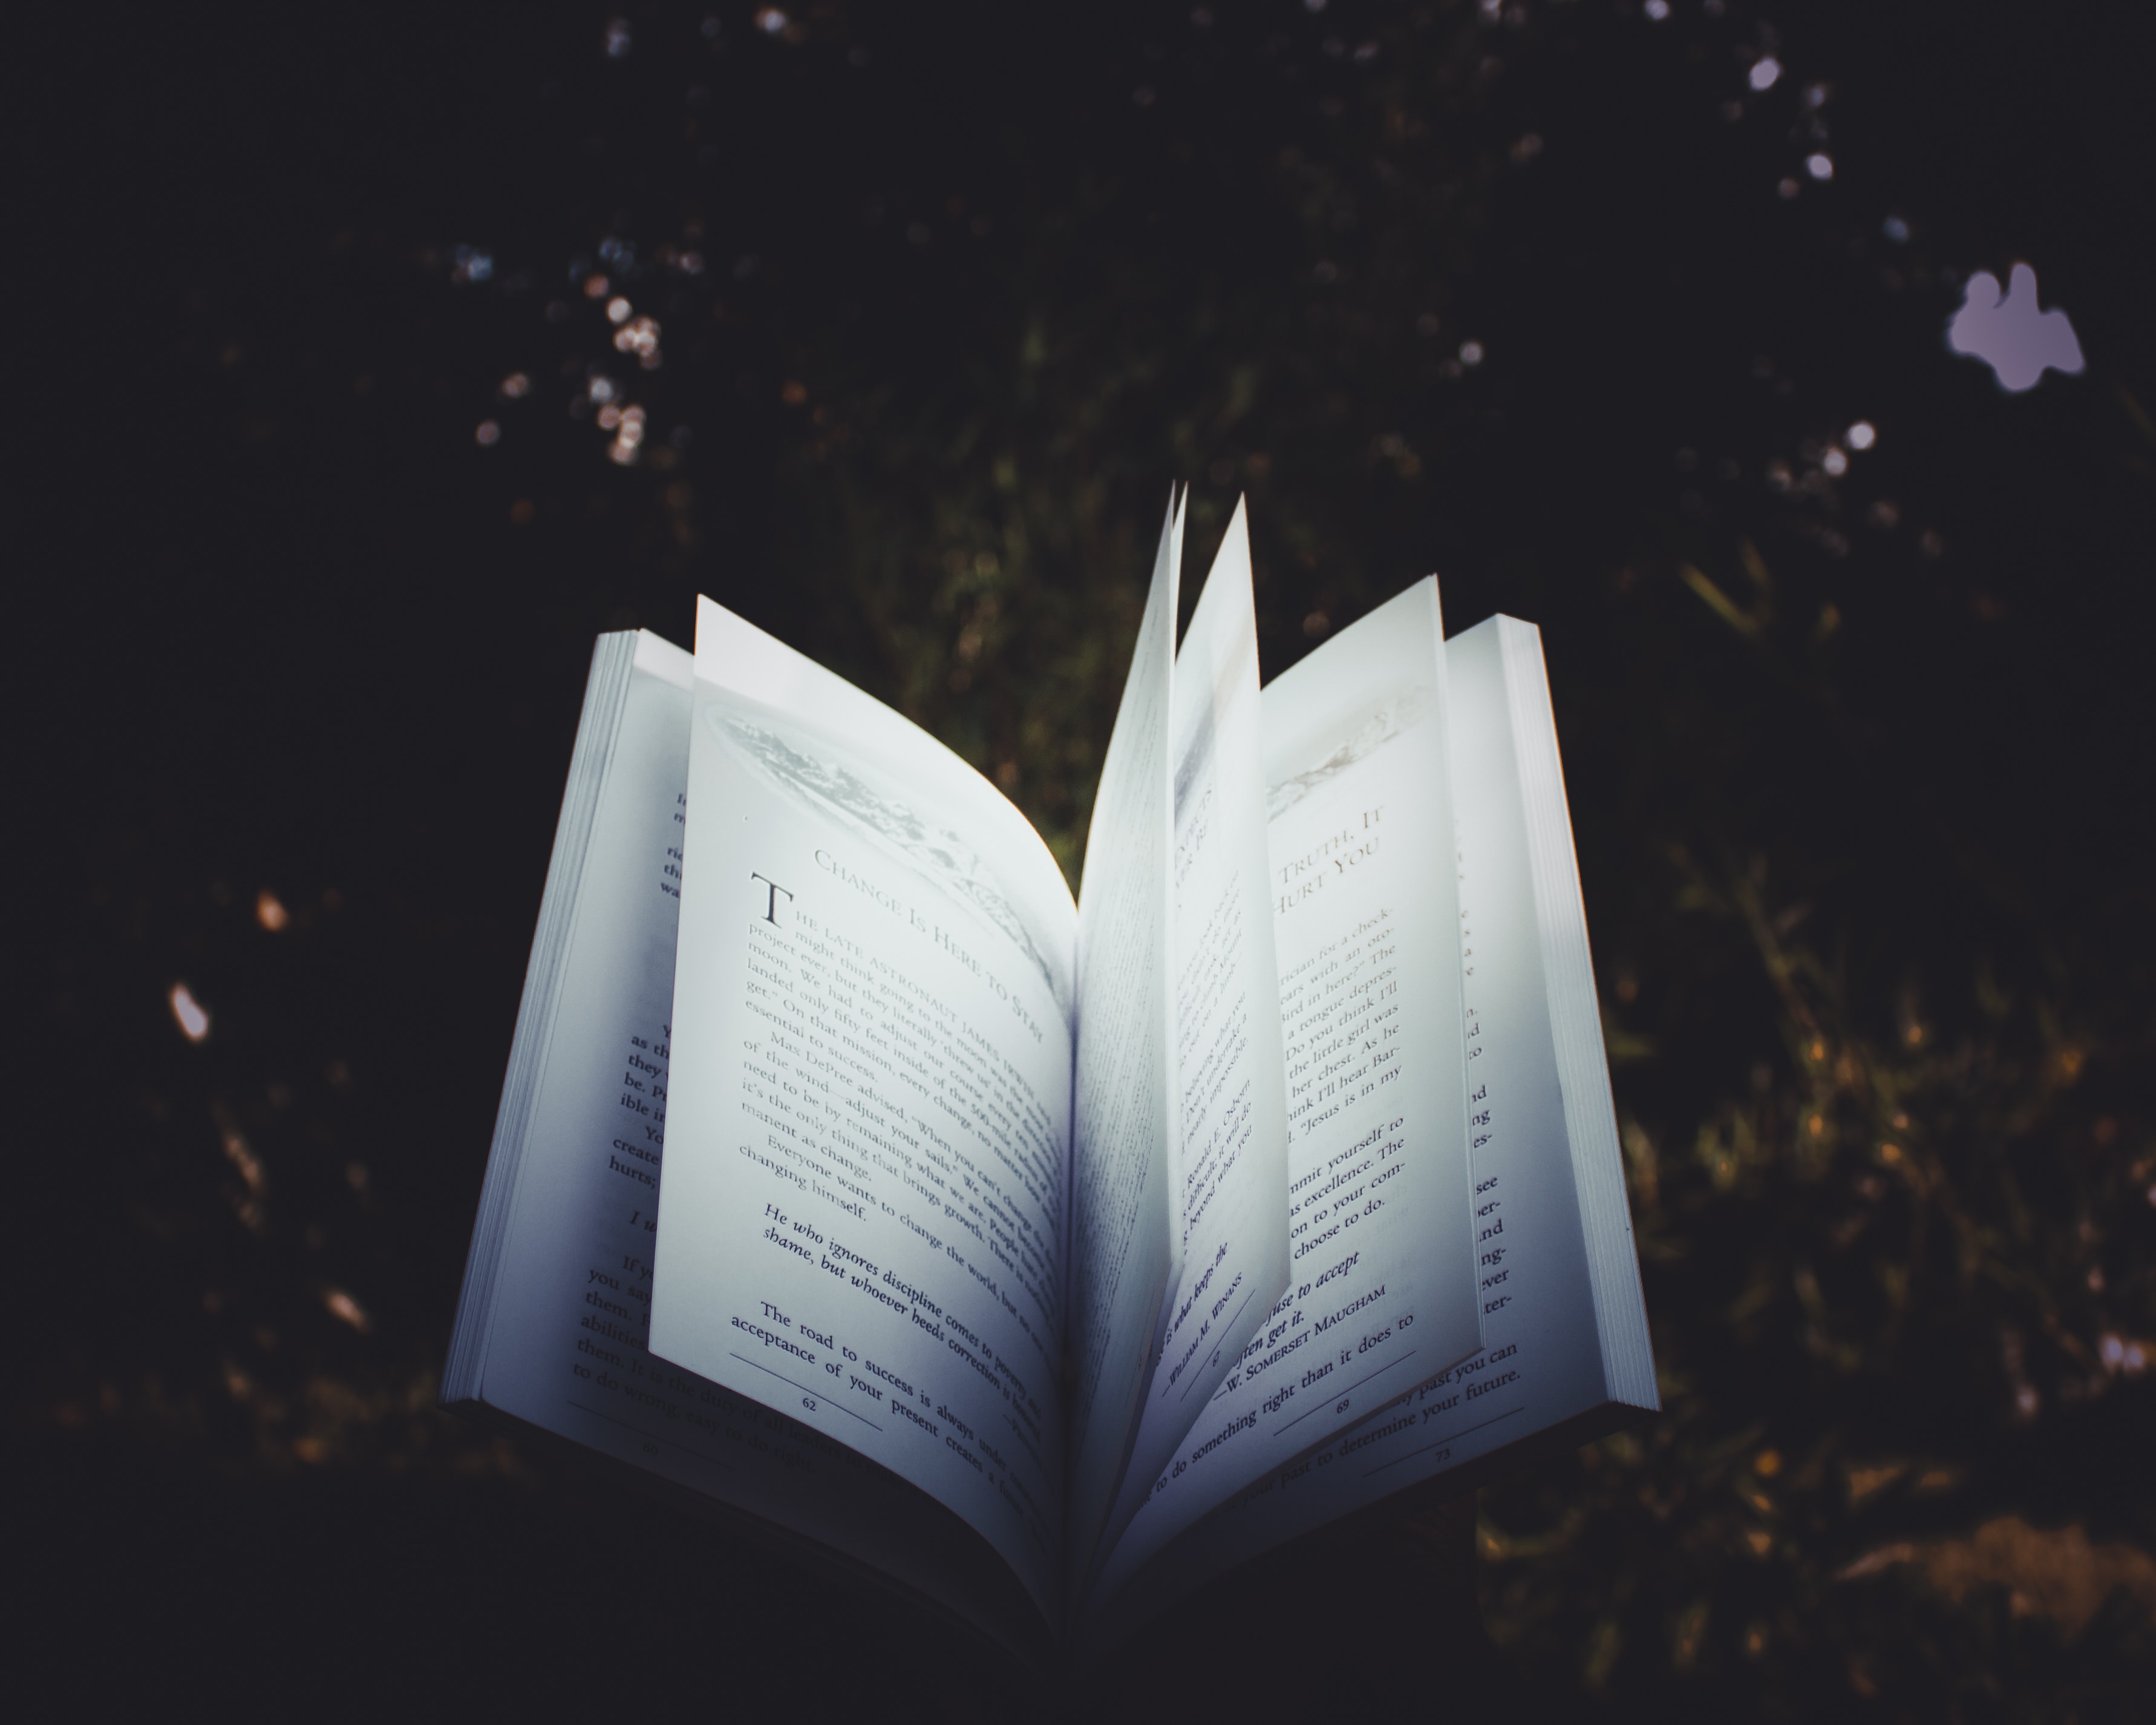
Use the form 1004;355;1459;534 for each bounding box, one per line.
564;1399;735;1470
1272;1347;1420;1436
727;1352;884;1431
1179;1282;1262;1404
1363;1404;1526;1476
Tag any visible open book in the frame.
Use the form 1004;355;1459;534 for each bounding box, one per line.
443;494;1656;1662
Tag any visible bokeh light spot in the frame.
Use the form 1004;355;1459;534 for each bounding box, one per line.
169;983;211;1043
1947;263;2085;392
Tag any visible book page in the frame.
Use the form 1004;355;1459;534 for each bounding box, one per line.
650;601;1077;1619
468;637;1045;1658
1496;618;1658;1410
1086;612;1625;1645
1065;496;1183;1578
1087;577;1480;1604
1085;500;1291;1575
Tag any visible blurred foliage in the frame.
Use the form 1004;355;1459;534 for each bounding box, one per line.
21;0;2156;1717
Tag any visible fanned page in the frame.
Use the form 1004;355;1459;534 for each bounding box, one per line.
1088;577;1481;1607
649;600;1079;1620
456;634;1045;1659
1086;611;1653;1651
1085;501;1292;1579
1064;497;1183;1583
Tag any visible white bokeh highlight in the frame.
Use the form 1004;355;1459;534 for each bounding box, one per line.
1947;263;2085;393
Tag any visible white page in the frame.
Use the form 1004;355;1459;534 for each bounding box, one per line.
1086;500;1291;1575
1065;496;1183;1577
1086;577;1480;1604
1086;612;1642;1648
1497;618;1659;1412
650;600;1077;1619
471;637;1044;1656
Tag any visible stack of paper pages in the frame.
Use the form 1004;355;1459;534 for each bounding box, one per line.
443;495;1655;1661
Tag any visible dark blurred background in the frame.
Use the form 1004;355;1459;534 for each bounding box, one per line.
13;1;2156;1717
